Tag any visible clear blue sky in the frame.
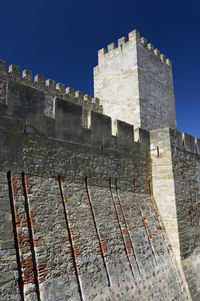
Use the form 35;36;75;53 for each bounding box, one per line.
0;0;199;137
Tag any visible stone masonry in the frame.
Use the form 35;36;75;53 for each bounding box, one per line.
0;29;199;301
94;30;176;132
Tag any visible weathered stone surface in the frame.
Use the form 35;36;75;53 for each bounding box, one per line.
0;29;199;301
94;32;176;132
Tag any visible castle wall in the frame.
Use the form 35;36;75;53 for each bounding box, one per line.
150;128;200;301
0;80;187;300
172;131;200;301
0;60;103;130
94;30;176;132
0;171;187;301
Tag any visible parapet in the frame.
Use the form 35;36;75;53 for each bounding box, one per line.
175;130;200;154
96;29;172;67
0;78;149;155
150;128;200;155
0;59;103;115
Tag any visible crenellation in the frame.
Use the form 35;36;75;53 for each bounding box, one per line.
22;69;33;81
45;78;55;90
154;48;160;56
160;54;166;62
176;130;184;149
93;97;100;105
8;64;20;77
75;90;84;101
65;86;75;97
0;59;103;114
115;120;134;149
34;74;44;87
147;42;154;51
183;133;196;153
56;82;65;93
166;58;172;66
0;78;150;153
137;36;171;66
128;29;140;40
175;130;199;154
84;94;92;101
98;48;106;64
96;30;171;67
118;36;127;47
140;37;147;46
107;42;116;52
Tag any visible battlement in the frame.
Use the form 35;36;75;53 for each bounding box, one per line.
0;79;149;155
175;130;200;154
0;59;103;116
97;29;171;67
0;30;200;301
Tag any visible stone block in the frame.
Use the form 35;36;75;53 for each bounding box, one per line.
183;133;196;153
0;240;14;250
54;98;83;143
116;119;134;149
90;111;112;149
176;130;183;148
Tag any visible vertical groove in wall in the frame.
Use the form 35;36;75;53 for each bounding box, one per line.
136;183;157;265
115;179;141;276
108;178;135;278
21;172;41;301
58;176;84;301
85;176;110;287
7;171;24;301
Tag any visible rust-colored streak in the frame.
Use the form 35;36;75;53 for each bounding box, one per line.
17;233;30;249
115;181;141;276
37;264;48;283
29;210;39;229
157;225;165;231
136;196;157;265
33;237;43;247
85;176;111;287
97;238;108;256
58;176;83;300
150;198;155;205
141;217;148;228
21;257;35;285
22;173;41;300
7;172;24;300
109;179;137;278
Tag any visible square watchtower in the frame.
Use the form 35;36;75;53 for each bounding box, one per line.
94;30;177;132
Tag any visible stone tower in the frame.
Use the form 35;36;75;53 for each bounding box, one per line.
94;30;177;132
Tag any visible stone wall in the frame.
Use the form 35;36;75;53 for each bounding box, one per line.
0;59;103;129
150;128;200;301
0;80;188;300
172;130;200;301
0;170;187;300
